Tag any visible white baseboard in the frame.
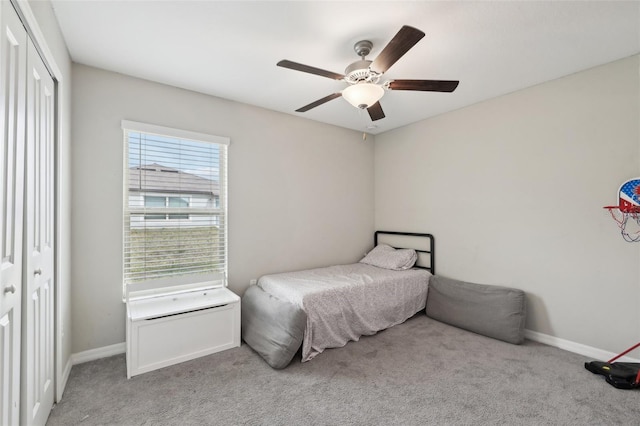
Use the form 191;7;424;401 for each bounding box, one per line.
69;332;639;367
525;329;640;363
71;342;126;365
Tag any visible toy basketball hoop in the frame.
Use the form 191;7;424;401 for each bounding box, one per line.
604;177;640;242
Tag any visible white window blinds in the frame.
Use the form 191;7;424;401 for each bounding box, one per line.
122;121;229;289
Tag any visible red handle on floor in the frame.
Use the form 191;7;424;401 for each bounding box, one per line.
607;342;640;364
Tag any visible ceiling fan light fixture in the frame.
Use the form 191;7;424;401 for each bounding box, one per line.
342;83;384;110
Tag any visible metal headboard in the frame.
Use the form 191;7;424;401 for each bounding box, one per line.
374;231;435;275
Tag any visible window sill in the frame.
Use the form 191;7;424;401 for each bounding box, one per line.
123;279;226;303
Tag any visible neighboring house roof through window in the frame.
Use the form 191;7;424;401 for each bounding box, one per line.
129;163;219;196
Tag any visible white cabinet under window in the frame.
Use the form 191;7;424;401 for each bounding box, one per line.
126;286;240;378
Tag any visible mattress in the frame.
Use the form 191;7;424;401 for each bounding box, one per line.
257;263;431;362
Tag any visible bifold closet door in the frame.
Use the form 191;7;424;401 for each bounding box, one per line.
0;2;27;424
21;35;55;426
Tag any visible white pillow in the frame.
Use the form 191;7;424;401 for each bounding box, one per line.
359;244;417;270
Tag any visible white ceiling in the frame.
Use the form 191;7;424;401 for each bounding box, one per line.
51;1;640;135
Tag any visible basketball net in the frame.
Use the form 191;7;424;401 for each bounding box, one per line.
604;206;640;243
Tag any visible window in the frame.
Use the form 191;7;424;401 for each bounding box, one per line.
144;195;190;220
122;121;229;291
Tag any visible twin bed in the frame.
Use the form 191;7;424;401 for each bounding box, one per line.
241;231;435;368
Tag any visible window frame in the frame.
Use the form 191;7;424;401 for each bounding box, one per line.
122;120;230;297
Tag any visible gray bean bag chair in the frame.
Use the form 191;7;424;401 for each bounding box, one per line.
241;285;307;369
426;275;526;344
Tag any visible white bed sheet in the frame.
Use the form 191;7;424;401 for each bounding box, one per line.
257;263;430;362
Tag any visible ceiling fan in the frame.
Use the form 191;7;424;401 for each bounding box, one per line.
277;25;459;121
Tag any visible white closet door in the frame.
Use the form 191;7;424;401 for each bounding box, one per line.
22;36;55;426
0;2;27;424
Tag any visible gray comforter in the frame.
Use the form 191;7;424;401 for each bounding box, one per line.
257;263;431;362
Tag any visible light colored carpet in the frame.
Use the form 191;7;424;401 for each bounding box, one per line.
47;315;639;425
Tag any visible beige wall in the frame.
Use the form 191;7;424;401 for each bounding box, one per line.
70;49;639;356
71;64;374;353
375;55;640;353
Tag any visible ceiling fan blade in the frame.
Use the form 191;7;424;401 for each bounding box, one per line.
277;60;345;80
389;79;459;92
296;93;342;112
367;102;385;121
370;26;425;74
